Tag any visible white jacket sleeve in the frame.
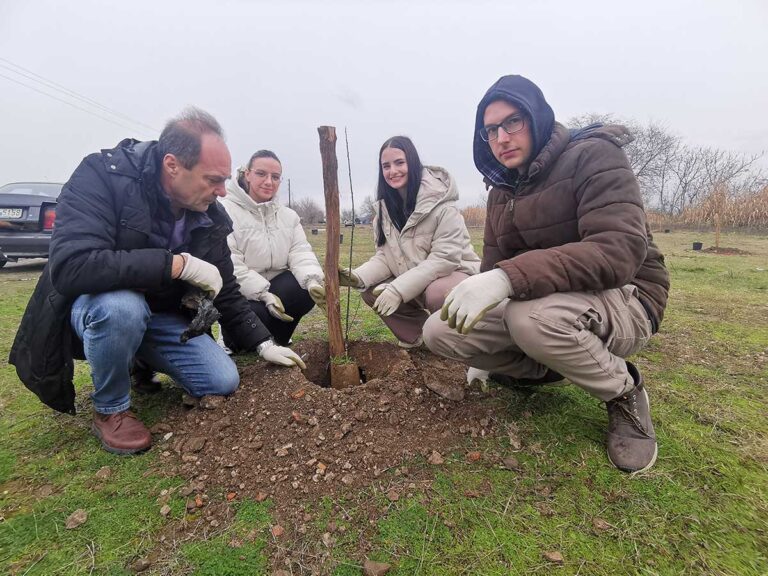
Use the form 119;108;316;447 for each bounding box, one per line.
389;206;463;302
227;233;270;300
287;217;324;288
354;249;394;289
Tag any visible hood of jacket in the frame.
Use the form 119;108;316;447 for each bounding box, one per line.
472;75;556;188
223;167;280;217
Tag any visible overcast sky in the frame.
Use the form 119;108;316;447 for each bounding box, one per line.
1;0;766;209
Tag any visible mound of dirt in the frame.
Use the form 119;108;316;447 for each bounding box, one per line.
151;341;511;527
701;246;752;255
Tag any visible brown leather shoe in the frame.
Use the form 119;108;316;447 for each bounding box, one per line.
91;410;152;455
606;362;657;473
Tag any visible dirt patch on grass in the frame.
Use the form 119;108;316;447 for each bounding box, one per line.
149;341;516;571
701;246;753;255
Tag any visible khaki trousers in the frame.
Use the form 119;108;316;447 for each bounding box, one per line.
422;285;652;401
362;271;470;345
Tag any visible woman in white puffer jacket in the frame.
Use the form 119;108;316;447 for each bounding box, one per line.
219;150;325;347
339;136;480;347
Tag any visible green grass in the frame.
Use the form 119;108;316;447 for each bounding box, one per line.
1;228;767;575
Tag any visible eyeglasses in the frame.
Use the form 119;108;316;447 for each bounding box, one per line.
479;114;526;142
248;169;282;184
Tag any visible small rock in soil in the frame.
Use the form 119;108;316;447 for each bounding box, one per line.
199;395;225;410
592;517;612;531
65;509;88;529
94;466;112;480
149;422;172;434
160;504;171;517
131;558;151;572
427;451;444;465
363;559;392;576
184;437;206;453
386;490;400;502
543;551;564;565
271;525;284;537
36;484;55;498
502;456;520;471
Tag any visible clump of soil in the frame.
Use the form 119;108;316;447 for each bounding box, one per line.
701;246;752;255
151;341;509;527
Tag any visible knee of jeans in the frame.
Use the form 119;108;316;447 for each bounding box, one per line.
213;363;240;396
89;291;150;330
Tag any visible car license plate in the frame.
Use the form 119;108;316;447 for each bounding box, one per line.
0;208;23;219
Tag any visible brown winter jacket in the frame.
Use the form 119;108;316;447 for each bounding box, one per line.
482;123;669;332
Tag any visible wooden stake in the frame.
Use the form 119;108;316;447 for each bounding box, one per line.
318;126;359;389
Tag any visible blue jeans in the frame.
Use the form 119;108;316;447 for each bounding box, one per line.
71;290;240;414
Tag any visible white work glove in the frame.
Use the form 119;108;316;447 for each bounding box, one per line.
338;267;364;289
441;269;513;334
257;339;306;369
178;253;223;298
306;279;327;311
371;283;402;317
259;292;294;322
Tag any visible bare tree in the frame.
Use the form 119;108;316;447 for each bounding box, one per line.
568;112;765;215
293;197;325;224
359;195;375;220
341;208;355;223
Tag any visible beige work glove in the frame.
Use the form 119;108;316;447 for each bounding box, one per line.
306;279;327;311
259;292;294;322
257;339;306;369
178;253;223;298
441;269;513;334
338;267;364;289
371;283;402;317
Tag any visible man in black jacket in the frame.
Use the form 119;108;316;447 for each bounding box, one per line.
9;108;305;455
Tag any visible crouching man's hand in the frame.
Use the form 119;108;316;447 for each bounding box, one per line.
257;339;306;369
175;253;223;298
441;269;513;334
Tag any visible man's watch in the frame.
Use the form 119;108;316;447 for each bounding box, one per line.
256;339;275;356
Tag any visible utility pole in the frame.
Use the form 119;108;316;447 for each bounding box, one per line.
287;178;292;209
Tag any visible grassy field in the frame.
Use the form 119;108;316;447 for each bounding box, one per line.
1;227;767;575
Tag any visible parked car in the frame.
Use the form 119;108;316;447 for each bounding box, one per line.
0;182;63;267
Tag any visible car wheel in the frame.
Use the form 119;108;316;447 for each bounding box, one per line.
0;260;6;268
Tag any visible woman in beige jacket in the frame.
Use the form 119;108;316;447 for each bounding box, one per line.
339;136;480;347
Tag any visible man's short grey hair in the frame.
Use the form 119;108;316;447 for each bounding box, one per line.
157;107;225;169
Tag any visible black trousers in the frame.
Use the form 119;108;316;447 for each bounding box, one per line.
225;270;315;348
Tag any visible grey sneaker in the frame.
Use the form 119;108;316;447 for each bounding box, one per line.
606;362;657;473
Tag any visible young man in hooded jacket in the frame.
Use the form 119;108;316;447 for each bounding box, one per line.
423;75;669;473
9;108;305;455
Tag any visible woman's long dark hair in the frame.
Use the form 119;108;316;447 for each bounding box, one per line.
376;136;423;247
237;149;281;192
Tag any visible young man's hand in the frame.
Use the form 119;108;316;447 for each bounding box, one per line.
441;269;513;334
